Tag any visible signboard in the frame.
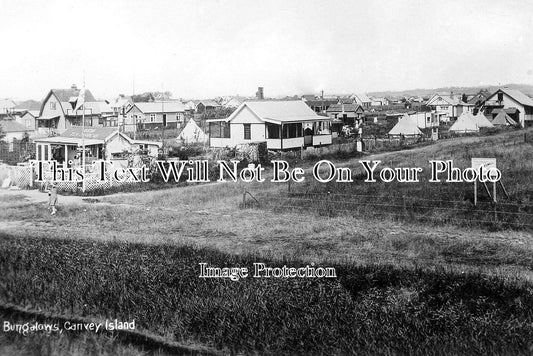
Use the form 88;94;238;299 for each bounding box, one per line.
471;158;497;180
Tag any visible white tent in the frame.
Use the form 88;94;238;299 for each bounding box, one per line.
473;112;494;128
449;112;492;133
491;110;519;127
177;119;208;144
388;114;423;136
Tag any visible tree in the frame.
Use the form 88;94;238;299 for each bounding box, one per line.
0;123;5;140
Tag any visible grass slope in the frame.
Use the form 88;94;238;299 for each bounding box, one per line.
1;233;533;355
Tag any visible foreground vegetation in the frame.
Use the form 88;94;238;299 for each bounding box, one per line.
1;233;533;355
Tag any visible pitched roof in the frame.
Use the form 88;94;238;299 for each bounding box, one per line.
496;88;533;107
326;103;363;113
197;100;220;107
491;110;519;127
388;115;423;136
352;93;371;103
0;99;16;109
214;100;329;124
305;99;338;107
61;126;119;141
491;107;519;115
83;101;113;114
0;119;27;132
131;102;186;113
50;88;96;102
14;99;41;111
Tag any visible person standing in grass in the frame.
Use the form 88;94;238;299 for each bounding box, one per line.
47;181;58;215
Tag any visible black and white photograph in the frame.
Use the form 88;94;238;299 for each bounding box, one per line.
1;0;533;355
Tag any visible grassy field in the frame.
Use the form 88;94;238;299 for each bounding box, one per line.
1;128;533;354
1;234;533;355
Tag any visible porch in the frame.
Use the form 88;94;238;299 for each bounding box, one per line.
265;120;332;149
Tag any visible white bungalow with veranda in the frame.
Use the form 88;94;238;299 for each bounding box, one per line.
34;126;161;166
207;100;332;150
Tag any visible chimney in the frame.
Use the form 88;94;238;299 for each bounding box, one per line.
321;90;324;99
71;84;78;90
256;87;264;100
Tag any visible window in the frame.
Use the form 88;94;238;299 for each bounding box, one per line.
50;102;56;110
244;124;251;140
282;123;303;138
209;122;231;138
266;123;280;139
150;114;156;122
176;113;183;122
497;92;503;102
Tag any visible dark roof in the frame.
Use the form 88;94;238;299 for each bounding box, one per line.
0;119;28;132
326;103;363;113
50;88;96;102
14;99;41;111
304;99;338;106
491;108;519;115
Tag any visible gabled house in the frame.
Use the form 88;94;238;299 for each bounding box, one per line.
425;93;474;121
370;97;390;106
207;100;332;150
467;89;491;109
351;94;372;108
16;110;39;132
37;85;99;134
33;126;161;165
483;88;533;128
196;100;220;114
304;99;338;114
124;102;187;132
326;103;365;125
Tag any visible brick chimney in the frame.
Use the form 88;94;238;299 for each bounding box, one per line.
256;87;264;100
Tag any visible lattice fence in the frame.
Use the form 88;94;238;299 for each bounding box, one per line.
4;163;143;193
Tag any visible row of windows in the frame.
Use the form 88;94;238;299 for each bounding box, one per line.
130;113;184;122
212;123;332;140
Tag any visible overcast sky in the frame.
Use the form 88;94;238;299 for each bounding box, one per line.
1;0;532;100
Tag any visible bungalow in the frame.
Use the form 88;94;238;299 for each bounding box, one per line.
16;110;39;132
124;102;187;132
351;94;372;108
33;126;161;165
326;103;365;125
425;93;474;121
196;100;220;114
207;100;332;150
37;85;102;135
483;88;533;127
370;97;390;107
304;99;338;114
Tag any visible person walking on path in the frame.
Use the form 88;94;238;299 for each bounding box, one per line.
47;182;58;215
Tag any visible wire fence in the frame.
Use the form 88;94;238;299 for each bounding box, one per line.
241;187;533;231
